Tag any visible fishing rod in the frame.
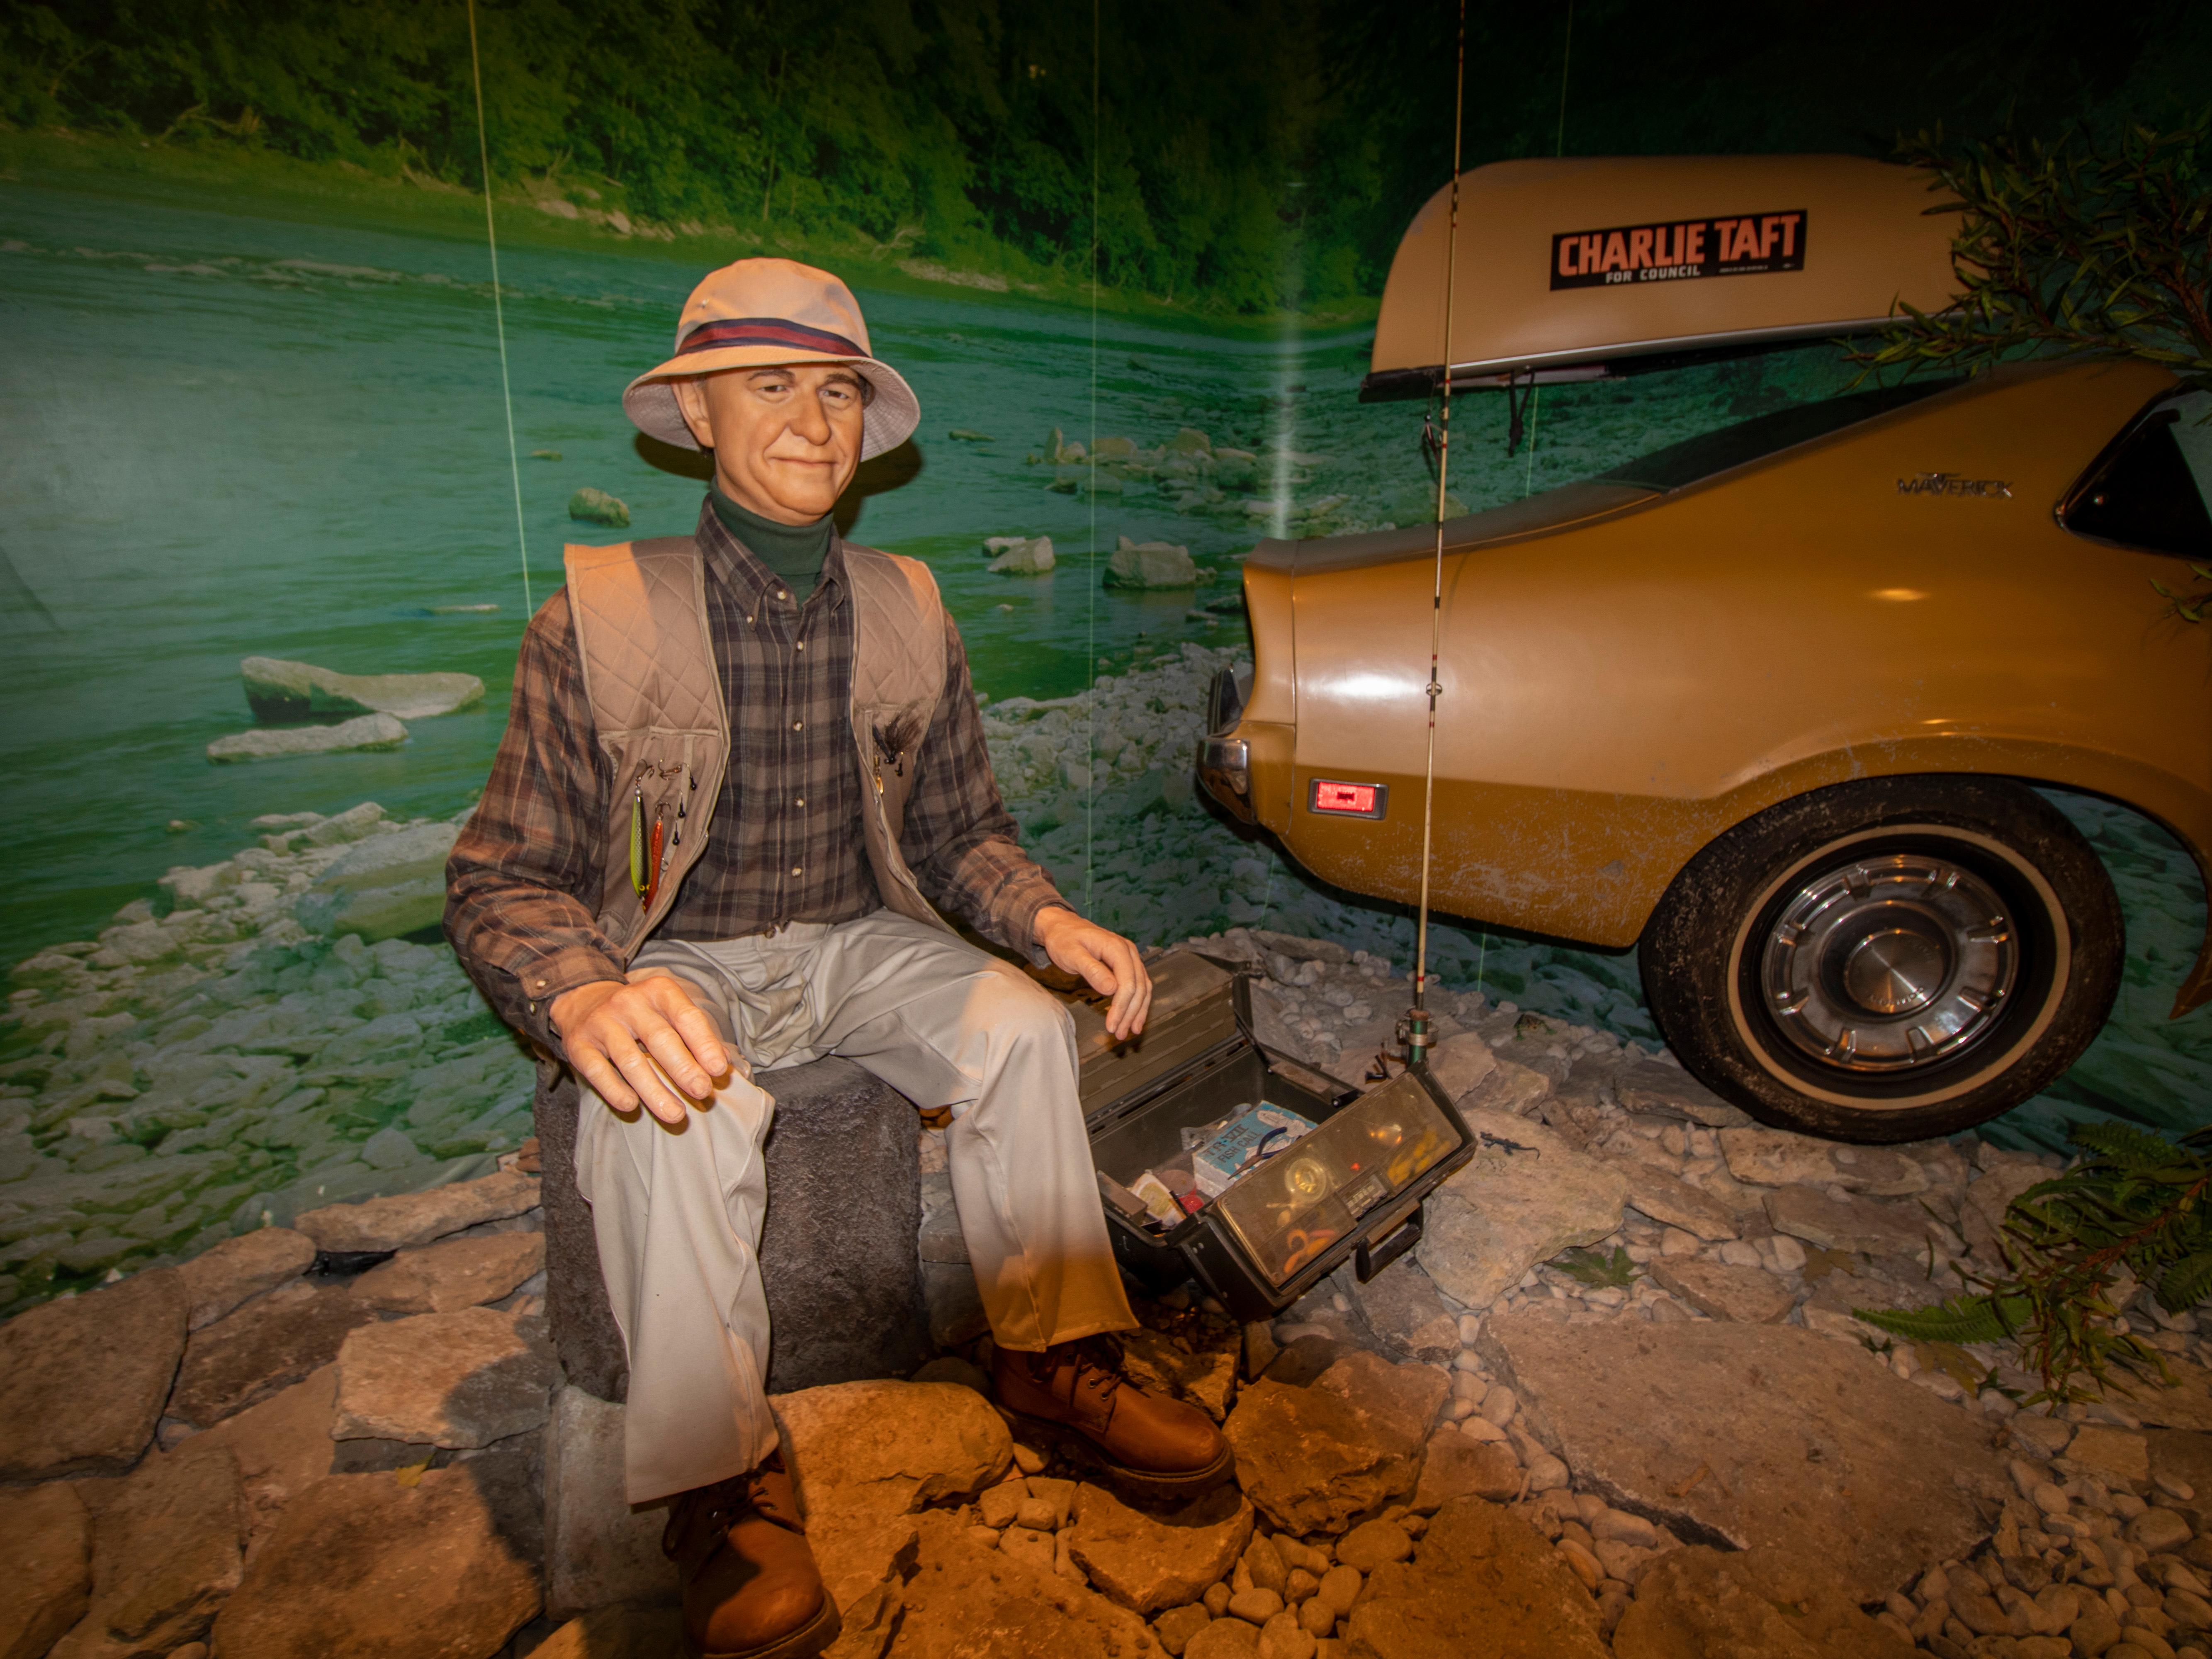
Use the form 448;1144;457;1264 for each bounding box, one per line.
1404;0;1467;1073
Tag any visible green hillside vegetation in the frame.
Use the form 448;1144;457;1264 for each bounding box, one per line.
7;0;2212;314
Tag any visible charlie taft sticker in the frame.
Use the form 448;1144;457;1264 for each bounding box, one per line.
1551;211;1807;289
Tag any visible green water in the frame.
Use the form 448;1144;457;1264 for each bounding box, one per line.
3;168;2207;1151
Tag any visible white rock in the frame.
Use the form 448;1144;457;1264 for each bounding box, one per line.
1718;1127;1930;1197
241;657;482;722
1415;1109;1627;1310
207;713;408;762
986;535;1055;574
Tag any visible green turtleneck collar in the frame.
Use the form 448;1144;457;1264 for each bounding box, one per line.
710;485;833;603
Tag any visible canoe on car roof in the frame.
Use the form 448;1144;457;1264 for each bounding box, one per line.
1361;154;1960;399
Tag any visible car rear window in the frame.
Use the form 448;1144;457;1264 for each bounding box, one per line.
1593;380;1960;494
2063;390;2212;558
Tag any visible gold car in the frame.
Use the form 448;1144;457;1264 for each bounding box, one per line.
1200;156;2212;1142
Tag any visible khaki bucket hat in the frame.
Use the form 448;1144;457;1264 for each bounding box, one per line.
622;258;921;460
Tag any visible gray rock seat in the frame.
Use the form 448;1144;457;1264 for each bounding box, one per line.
535;1057;929;1401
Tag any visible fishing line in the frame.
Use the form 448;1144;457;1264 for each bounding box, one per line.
1084;0;1100;916
467;0;532;613
1406;0;1468;1070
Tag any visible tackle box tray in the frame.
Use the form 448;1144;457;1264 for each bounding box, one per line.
1065;949;1477;1323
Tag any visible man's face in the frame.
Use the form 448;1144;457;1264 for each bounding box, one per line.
671;362;867;524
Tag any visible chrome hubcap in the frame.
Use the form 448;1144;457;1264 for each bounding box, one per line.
1759;853;2016;1072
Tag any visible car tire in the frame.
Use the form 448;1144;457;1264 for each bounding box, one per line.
1640;776;2123;1143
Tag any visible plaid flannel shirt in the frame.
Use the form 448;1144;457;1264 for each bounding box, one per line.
446;501;1068;1053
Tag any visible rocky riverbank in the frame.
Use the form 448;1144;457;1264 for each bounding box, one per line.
0;802;535;1315
10;961;2212;1659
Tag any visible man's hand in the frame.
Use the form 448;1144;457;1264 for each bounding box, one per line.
1035;908;1152;1041
552;975;735;1126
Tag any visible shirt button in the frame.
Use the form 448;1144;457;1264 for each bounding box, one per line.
790;866;802;877
746;615;756;625
792;720;803;731
795;797;805;806
777;589;790;600
795;640;805;651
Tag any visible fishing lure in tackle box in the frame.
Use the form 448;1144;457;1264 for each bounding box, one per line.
1062;949;1477;1323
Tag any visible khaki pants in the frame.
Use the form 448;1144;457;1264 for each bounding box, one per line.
574;910;1136;1505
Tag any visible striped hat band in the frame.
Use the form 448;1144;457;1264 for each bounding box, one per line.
676;317;865;359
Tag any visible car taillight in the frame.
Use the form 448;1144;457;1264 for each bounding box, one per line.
1310;778;1388;818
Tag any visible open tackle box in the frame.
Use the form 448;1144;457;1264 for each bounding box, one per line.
1065;949;1477;1323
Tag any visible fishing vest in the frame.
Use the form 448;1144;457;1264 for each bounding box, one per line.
561;535;953;966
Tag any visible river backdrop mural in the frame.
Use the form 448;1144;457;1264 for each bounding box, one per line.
2;0;2210;1312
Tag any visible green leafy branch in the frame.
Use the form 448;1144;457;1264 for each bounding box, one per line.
1555;1245;1638;1290
1857;1122;2212;1405
2152;563;2212;620
1851;114;2212;392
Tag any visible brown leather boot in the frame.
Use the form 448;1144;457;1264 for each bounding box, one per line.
990;1335;1234;1498
662;1453;841;1659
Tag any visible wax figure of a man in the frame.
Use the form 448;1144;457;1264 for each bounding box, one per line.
446;258;1229;1659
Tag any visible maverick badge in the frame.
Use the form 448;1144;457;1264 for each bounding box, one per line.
1551;210;1808;290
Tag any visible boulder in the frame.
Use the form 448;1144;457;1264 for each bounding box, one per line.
351;1231;546;1314
1065;1483;1254;1614
1478;1313;2010;1600
986;535;1055;574
1646;1259;1796;1323
240;656;484;722
1120;1328;1239;1422
2066;1424;2150;1484
1105;538;1198;589
1222;1351;1448;1535
1341;1496;1609;1659
543;1388;673;1621
568;487;631;527
1415;1107;1626;1310
208;1469;539;1659
756;1060;929;1392
295;1168;540;1252
1345;1260;1461;1364
170;1280;378;1429
0;1267;187;1478
1185;1623;1257;1659
1613;1545;1918;1659
1424;1033;1497;1103
1622;1166;1738;1242
1764;1184;1941;1258
207;711;409;762
884;1509;1160;1659
530;1605;685;1659
193;1366;340;1550
775;1379;1011;1521
0;1483;92;1659
533;1056;928;1406
1611;1058;1753;1127
1461;1056;1553;1119
292;820;463;941
177;1227;317;1329
54;1436;243;1658
1411;1433;1523;1509
332;1307;558;1448
1718;1127;1930;1197
2127;1360;2212;1433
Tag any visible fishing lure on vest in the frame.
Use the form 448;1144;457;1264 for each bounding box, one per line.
629;787;667;908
